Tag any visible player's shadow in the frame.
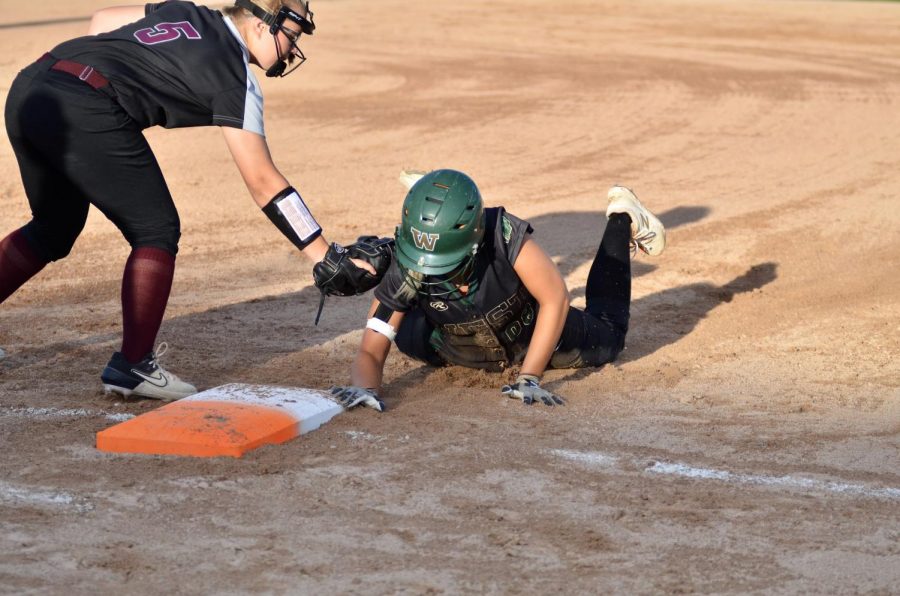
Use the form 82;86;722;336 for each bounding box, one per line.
144;285;373;386
2;274;369;391
542;262;779;389
4;206;714;391
530;205;710;281
150;202;710;387
623;261;777;362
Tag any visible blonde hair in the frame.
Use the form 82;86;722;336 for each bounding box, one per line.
394;270;424;303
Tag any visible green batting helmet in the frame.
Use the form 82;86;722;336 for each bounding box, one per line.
395;170;485;284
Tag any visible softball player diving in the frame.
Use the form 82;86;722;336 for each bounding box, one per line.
332;169;667;411
0;1;387;400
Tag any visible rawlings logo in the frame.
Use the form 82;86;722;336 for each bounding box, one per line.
429;301;448;311
410;227;439;251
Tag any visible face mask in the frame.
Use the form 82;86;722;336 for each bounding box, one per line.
235;0;315;77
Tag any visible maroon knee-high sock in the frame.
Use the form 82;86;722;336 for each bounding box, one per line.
120;247;175;363
0;228;48;304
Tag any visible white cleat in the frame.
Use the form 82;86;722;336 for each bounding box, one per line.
606;185;667;257
399;169;427;191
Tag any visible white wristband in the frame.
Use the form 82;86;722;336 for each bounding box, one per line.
366;317;397;342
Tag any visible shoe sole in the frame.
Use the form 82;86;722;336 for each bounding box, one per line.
102;363;195;402
608;186;666;256
399;169;427;191
103;383;192;402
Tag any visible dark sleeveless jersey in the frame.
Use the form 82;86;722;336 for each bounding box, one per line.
375;207;538;368
47;1;264;134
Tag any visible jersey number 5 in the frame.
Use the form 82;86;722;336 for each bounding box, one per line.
134;21;202;45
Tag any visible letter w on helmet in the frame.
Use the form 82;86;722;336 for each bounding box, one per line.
410;228;440;251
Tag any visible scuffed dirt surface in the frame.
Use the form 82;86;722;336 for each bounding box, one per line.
1;0;898;593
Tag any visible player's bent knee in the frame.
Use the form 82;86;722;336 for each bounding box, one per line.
22;222;78;262
127;228;181;255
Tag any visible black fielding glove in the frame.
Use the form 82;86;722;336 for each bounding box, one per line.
311;236;394;324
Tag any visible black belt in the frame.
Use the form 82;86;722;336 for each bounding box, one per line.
38;52;110;90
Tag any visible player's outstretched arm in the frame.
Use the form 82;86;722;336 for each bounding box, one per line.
331;300;405;412
350;300;404;392
222;126;329;262
88;6;146;35
514;238;570;376
508;237;570;405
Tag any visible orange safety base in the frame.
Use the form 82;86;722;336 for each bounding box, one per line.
96;384;343;458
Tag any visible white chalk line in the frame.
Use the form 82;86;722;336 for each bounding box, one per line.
0;406;134;422
343;430;382;442
549;449;900;501
0;481;93;512
550;449;619;468
646;462;900;500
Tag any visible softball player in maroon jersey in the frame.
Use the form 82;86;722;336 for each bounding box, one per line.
331;169;667;411
0;0;366;400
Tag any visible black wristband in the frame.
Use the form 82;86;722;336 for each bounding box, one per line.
262;186;322;251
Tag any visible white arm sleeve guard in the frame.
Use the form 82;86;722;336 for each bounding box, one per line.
366;317;397;342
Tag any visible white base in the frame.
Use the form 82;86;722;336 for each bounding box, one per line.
183;383;344;434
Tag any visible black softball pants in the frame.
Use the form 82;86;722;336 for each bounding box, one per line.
4;59;180;262
549;213;631;368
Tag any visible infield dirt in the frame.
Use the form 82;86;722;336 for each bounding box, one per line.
1;0;899;593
